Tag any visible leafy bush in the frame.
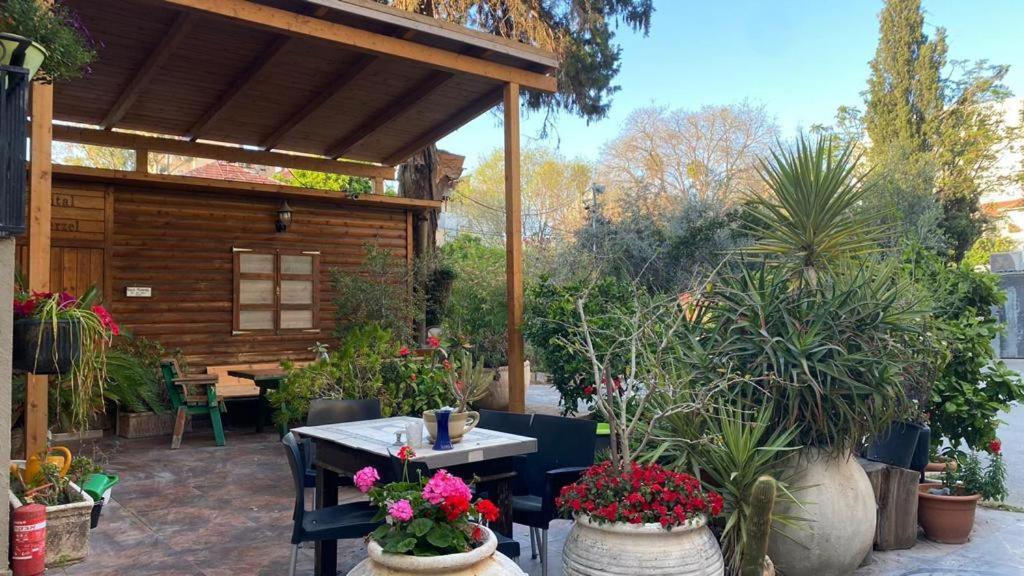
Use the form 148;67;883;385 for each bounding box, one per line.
332;246;422;343
0;0;96;82
441;235;508;367
523;275;637;415
904;245;1024;452
380;351;454;417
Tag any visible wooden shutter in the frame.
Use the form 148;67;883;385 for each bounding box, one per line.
232;248;319;335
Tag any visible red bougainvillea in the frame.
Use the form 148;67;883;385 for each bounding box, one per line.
556;461;723;529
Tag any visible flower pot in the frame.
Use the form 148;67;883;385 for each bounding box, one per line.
926;460;957;473
476;362;531;411
917;483;981;544
0;33;48;80
12;318;81;375
422;409;479;444
9;471;94;566
347;525;524;575
866;421;923;469
767;448;875;576
116;409;187;438
909;423;931;476
562;514;724;576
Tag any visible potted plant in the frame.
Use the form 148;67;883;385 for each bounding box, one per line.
0;0;96;83
12;286;117;376
421;344;488;444
918;439;1007;544
347;448;524;575
10;454;99;566
554;287;726;576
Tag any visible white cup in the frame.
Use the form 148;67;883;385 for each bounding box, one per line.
406;422;423;447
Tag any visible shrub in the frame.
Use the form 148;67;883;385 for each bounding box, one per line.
441;235;508;367
0;0;97;82
332;245;422;343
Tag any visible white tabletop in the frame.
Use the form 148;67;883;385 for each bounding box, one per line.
292;416;537;469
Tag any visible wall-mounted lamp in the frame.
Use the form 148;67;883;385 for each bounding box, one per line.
276;200;292;233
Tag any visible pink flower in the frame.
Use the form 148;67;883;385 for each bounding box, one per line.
354;466;379;493
388;499;414;522
58;291;77;309
92;305;120;336
422;469;471;505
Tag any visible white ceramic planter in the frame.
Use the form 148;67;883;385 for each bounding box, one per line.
767;448;876;576
9;478;94;567
562;514;724;576
347;525;525;576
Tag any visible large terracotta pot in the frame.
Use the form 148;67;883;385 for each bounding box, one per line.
767;448;876;576
476;362;531;410
422;410;479;444
347;526;524;575
562;513;724;576
917;483;981;544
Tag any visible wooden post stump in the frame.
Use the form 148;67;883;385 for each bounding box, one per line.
858;458;920;550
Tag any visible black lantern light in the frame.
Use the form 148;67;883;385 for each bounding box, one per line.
276;200;292;233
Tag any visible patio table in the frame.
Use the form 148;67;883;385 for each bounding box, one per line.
226;368;288;435
293;416;537;576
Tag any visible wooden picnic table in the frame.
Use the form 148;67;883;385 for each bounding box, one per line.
226;368;288;434
293;416;537;576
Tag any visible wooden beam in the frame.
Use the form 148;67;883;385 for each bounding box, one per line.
185;35;291;140
260;54;378;151
327;72;454;159
384;87;503;165
504;83;525;414
52;165;441;210
101;12;195;129
153;0;558;93
135;148;149;173
51;125;395;180
27;83;54;458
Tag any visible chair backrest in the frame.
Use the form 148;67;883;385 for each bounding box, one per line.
479;409;533;437
521;414;597;496
306;398;382;426
159;360;185;409
281;433;308;544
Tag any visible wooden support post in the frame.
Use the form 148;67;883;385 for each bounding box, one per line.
374;177;386;195
503;83;525;414
135;148;149;174
26;82;53;458
859;458;920;550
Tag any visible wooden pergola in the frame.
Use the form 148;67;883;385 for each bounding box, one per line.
24;0;557;456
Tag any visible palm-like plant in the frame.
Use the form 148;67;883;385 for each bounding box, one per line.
743;136;885;286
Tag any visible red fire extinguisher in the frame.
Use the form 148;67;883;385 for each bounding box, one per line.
12;503;46;576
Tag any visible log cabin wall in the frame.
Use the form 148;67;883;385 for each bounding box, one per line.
18;175;415;370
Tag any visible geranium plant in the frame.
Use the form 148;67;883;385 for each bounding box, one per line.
355;448;501;556
942;439;1008;501
556;461;722;528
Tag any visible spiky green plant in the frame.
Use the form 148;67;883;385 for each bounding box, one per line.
447;348;492;412
743;136;886;286
740;476;777;576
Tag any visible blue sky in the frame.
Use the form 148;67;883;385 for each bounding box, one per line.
439;0;1024;168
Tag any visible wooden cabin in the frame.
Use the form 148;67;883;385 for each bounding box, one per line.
16;0;559;456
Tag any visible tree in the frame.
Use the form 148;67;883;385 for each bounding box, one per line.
383;0;654;125
274;170;372;194
597;102;778;215
864;0;1015;260
448;146;592;244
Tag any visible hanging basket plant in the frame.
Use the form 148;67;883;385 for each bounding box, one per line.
0;0;96;83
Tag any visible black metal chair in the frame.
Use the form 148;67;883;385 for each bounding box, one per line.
282;433;381;576
385;453;521;562
302;399;383;489
479;409;533;437
513;414;597;576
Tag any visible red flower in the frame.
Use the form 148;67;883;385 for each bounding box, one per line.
441;495;471;522
583;386;595;396
475;498;500;523
13;298;36;318
398;346;410;356
397;446;416;461
92;304;119;336
471;525;484;542
989;439;1002;455
426;335;440;348
443;359;452;370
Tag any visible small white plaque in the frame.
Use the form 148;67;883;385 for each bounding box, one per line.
126;286;152;298
468;450;484;463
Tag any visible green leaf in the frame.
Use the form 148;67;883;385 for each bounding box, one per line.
409;517;434;537
383;537;417;554
426;524;454;549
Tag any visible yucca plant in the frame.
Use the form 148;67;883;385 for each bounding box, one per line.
742;136;886;287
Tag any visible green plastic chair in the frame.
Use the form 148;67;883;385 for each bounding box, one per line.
160;360;226;449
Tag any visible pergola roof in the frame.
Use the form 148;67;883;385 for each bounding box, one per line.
54;0;558;166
